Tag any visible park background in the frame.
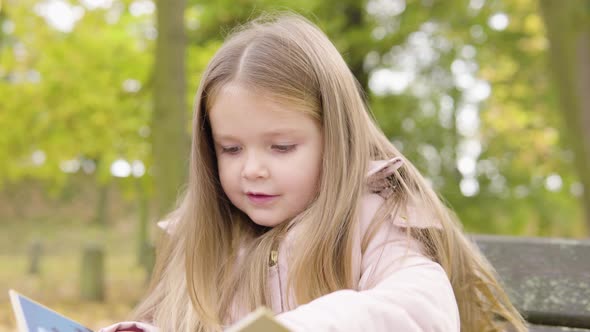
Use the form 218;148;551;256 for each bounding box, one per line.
1;0;589;330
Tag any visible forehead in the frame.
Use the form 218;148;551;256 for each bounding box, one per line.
208;84;320;139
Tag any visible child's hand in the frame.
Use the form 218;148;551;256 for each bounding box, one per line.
98;321;159;332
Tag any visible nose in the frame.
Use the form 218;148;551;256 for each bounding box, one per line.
241;152;269;180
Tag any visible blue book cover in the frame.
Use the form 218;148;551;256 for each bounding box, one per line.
9;289;289;332
9;289;93;332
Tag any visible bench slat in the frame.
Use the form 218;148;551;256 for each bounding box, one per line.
472;235;590;329
530;324;590;332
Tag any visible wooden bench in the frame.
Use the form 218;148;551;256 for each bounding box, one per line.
473;235;590;332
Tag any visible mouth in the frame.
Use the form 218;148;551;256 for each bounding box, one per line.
246;192;279;205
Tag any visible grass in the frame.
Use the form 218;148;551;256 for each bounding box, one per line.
0;216;149;331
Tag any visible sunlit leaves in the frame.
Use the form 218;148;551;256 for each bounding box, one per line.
0;0;586;236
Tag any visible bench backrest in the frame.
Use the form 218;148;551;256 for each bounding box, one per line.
473;235;590;331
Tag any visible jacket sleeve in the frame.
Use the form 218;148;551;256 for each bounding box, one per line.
275;194;460;332
98;321;159;332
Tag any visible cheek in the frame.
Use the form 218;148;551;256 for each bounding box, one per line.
217;159;237;192
281;151;322;196
303;143;323;190
305;160;322;194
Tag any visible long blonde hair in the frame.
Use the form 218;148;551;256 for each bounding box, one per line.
132;13;527;332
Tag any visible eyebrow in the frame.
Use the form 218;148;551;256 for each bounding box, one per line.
213;129;304;141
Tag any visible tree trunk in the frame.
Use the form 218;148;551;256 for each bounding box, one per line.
316;1;369;92
28;240;42;275
343;3;369;92
136;178;149;267
94;182;109;226
152;0;188;220
80;244;104;301
0;5;6;52
539;1;590;234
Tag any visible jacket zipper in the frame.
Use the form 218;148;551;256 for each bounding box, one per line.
269;247;284;312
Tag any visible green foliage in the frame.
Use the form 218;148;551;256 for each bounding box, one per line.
0;0;587;236
1;0;152;190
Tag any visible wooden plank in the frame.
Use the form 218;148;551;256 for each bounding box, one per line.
472;235;590;329
529;324;590;332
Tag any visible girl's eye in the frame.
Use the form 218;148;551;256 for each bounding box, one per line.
272;144;296;153
221;146;241;154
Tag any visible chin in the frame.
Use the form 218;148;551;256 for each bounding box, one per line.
252;220;281;228
250;216;285;228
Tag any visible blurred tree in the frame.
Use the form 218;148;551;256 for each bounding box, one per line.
361;0;586;236
0;0;151;190
0;0;587;238
539;0;590;231
470;0;585;235
152;0;188;221
0;0;153;264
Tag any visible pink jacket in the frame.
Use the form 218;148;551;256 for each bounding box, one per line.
100;158;460;332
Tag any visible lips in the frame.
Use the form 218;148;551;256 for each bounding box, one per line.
246;192;279;205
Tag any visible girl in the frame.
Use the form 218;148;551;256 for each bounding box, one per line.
101;13;527;332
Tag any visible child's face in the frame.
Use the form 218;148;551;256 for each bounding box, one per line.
209;84;323;227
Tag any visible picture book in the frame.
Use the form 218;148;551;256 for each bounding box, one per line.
9;289;290;332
